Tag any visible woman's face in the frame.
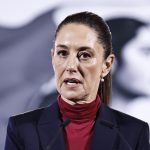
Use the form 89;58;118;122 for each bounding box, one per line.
115;26;150;96
52;23;113;104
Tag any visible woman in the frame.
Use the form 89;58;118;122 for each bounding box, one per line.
5;12;149;150
107;18;150;122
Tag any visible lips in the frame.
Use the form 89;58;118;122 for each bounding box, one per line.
64;78;82;84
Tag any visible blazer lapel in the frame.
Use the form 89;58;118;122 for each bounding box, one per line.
91;103;117;150
91;103;132;150
37;102;65;150
37;102;132;150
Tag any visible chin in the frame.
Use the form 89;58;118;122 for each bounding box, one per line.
62;92;87;101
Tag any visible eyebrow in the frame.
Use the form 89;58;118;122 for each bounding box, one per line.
78;46;92;51
56;44;92;51
56;44;68;49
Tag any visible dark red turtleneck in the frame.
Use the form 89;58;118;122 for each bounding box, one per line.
58;95;101;150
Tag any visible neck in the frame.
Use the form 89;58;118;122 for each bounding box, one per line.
58;95;101;123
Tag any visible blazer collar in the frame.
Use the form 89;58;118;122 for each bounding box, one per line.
37;102;132;150
91;103;118;150
91;103;132;150
37;102;66;150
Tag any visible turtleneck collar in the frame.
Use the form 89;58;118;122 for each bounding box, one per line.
58;95;101;123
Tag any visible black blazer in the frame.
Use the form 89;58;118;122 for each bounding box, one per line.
5;101;149;150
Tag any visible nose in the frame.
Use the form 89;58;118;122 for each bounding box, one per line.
66;55;79;73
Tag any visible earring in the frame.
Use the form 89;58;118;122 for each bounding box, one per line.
101;77;104;82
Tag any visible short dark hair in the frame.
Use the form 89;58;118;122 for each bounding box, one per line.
55;11;114;104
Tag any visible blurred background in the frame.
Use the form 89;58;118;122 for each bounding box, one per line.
0;0;150;149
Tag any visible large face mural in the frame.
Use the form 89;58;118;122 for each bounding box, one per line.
107;18;150;132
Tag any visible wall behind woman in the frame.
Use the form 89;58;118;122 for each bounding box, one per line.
0;0;150;149
106;17;150;130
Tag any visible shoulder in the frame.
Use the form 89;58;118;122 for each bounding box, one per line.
101;103;149;130
102;104;150;148
9;101;58;125
110;106;148;126
10;107;45;124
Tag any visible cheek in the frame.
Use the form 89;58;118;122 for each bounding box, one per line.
83;58;102;80
53;56;64;72
84;58;97;67
53;63;62;84
88;58;102;73
53;59;66;85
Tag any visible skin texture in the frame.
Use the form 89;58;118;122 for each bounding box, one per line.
52;23;114;105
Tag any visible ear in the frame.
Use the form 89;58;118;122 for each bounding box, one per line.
101;54;115;77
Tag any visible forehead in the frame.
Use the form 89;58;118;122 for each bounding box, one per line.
55;23;99;48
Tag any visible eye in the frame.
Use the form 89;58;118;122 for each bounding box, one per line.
78;51;91;60
57;50;68;57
